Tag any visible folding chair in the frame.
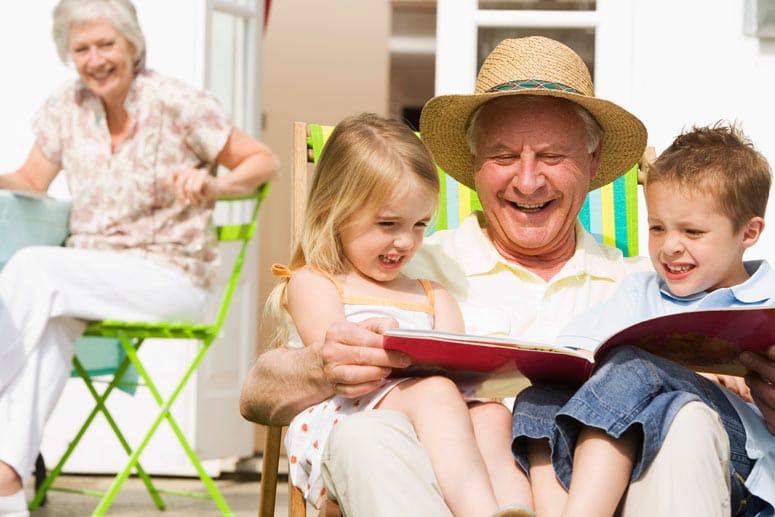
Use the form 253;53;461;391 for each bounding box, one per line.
29;183;270;516
258;121;645;517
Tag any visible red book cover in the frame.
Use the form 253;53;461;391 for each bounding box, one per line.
383;306;775;386
383;329;595;386
594;306;775;376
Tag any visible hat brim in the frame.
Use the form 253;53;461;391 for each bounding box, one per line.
419;89;647;192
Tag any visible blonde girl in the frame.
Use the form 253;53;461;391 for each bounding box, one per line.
267;113;533;517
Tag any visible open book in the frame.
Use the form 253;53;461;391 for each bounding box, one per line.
383;306;775;387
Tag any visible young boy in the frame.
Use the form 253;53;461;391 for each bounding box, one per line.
512;122;775;517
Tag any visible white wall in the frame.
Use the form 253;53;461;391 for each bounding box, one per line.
626;0;775;260
0;1;203;189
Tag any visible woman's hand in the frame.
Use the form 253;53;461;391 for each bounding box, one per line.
163;128;279;207
164;167;217;207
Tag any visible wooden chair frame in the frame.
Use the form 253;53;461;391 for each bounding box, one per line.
257;120;650;517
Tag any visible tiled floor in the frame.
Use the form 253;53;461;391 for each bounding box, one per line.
25;472;290;516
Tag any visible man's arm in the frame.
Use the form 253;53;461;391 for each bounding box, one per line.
742;346;775;434
239;319;411;426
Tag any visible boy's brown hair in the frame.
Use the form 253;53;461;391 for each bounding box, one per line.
646;121;772;232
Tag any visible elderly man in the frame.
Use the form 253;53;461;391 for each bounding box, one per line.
241;37;767;515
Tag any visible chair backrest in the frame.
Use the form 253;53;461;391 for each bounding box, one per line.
266;121;642;517
210;184;270;331
302;122;640;256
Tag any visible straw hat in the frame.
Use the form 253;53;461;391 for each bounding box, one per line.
419;36;647;192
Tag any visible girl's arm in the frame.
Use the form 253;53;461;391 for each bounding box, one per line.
431;281;465;333
286;268;346;346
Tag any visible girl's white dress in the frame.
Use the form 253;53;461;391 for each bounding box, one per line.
284;276;436;507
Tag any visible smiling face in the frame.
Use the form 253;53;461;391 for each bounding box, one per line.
69;17;136;106
471;96;601;264
340;176;435;283
646;181;760;297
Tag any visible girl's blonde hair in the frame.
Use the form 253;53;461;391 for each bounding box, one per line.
266;113;440;347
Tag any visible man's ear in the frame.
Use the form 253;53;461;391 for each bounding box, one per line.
588;141;603;180
741;216;765;249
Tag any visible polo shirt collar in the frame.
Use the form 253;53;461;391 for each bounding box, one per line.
659;259;774;304
451;214;618;282
568;221;622;281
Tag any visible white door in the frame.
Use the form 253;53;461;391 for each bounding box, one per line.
194;0;265;464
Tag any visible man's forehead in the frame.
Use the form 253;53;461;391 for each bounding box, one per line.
483;94;577;113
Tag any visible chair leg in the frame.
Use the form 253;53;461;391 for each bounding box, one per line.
90;336;233;516
259;426;282;517
258;425;310;517
34;453;47;507
289;485;306;517
29;354;164;512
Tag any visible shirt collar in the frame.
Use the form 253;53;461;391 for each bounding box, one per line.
450;214;620;282
659;259;774;304
567;221;622;281
446;213;503;275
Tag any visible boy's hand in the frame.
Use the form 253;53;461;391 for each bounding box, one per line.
700;372;752;402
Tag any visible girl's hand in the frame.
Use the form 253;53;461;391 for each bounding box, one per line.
164;168;217;207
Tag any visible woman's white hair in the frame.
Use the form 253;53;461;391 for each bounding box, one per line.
52;0;146;72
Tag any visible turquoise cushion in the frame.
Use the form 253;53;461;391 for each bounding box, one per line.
0;191;136;393
74;336;139;395
0;191;71;269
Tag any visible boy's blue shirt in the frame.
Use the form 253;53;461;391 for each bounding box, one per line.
557;260;775;351
557;259;775;513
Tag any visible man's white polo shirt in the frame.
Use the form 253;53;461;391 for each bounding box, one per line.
404;213;651;344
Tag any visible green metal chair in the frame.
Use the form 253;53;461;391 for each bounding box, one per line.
30;183;270;516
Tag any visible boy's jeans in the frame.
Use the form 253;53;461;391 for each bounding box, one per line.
512;346;753;514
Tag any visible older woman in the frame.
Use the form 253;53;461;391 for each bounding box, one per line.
0;0;278;513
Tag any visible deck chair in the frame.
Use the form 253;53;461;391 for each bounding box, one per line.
258;121;644;517
28;183;270;517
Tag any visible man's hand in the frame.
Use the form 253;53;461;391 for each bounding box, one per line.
315;318;411;399
741;346;775;434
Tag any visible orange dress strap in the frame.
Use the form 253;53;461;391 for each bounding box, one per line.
270;263;344;297
341;278;436;316
418;278;436;312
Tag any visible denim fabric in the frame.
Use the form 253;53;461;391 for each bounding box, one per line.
511;384;574;476
512;346;754;512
